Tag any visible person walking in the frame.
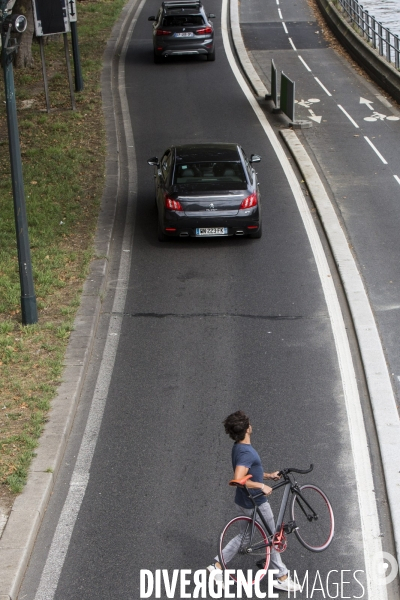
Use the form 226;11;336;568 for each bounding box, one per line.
207;410;301;593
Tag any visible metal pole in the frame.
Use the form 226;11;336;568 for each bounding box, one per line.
70;22;83;92
1;30;38;324
39;37;51;113
63;32;76;110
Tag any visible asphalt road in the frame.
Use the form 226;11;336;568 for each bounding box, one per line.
18;0;383;598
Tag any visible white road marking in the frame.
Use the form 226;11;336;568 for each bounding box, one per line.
298;98;320;108
364;136;388;164
278;7;282;18
288;37;297;51
337;104;359;128
314;76;332;96
360;96;374;110
222;0;387;597
387;115;400;121
32;0;145;598
308;109;322;123
394;175;400;185
298;55;311;71
282;21;288;34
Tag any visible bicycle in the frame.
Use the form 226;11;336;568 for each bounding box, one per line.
218;465;334;583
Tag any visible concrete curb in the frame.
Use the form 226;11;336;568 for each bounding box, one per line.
229;0;400;572
316;0;400;104
229;0;268;98
0;1;138;597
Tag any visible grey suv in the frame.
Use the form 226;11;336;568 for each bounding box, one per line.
149;0;215;63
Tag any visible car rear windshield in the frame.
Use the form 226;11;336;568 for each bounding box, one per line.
174;161;248;190
163;15;204;25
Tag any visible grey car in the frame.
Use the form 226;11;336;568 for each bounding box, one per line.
147;143;262;241
148;0;215;62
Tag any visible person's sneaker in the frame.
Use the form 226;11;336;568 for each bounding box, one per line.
207;564;224;589
273;574;301;593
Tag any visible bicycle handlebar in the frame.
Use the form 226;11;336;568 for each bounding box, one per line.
278;464;313;476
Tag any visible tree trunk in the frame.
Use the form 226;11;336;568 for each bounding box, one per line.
13;0;35;68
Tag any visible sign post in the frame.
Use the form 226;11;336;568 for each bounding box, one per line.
32;0;77;110
0;0;38;324
68;0;83;91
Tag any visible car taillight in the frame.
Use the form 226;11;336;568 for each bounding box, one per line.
165;196;183;210
156;29;172;35
240;193;257;209
196;26;212;34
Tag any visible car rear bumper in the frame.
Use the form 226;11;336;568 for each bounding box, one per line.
154;38;214;57
160;212;261;237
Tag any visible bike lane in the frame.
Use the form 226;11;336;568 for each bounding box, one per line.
241;0;400;407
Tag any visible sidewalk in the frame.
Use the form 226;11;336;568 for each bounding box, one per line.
231;0;400;584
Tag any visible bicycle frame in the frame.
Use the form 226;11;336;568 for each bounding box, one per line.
243;472;319;552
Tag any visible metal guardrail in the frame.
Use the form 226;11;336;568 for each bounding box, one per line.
335;0;400;69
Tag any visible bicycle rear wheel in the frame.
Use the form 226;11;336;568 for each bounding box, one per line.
219;516;270;583
290;484;334;552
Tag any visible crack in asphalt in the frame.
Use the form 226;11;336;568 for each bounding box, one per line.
111;312;304;319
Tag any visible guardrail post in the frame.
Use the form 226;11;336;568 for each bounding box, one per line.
378;22;384;55
365;10;369;40
386;28;391;63
395;34;400;69
371;15;377;48
360;5;365;37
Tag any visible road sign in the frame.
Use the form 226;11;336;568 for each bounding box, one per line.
32;0;70;36
68;0;77;23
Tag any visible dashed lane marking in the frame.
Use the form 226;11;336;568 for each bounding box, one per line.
364;136;388;164
314;77;332;96
298;55;311;71
338;104;359;128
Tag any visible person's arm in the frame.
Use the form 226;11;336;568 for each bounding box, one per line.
233;465;273;496
263;471;281;481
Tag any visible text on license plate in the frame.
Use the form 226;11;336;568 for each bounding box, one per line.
196;227;228;236
174;32;193;37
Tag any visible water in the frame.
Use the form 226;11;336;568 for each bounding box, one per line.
359;0;400;35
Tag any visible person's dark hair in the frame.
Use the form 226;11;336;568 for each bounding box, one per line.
223;411;250;442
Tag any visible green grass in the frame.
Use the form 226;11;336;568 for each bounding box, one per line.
0;0;126;502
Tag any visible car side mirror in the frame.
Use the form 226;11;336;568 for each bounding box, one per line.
208;13;215;18
148;15;156;21
147;157;159;166
250;154;261;163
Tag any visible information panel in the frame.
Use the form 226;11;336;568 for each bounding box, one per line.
32;0;70;36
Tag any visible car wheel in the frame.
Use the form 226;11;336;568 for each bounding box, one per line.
158;221;168;242
154;51;162;64
249;222;262;239
207;49;215;61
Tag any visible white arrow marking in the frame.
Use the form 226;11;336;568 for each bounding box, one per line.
308;109;322;123
360;97;374;110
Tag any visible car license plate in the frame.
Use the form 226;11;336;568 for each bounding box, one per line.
174;32;193;37
196;227;228;236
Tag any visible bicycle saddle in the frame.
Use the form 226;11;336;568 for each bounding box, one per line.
229;474;253;487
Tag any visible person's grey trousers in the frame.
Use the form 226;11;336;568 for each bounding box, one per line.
216;502;288;578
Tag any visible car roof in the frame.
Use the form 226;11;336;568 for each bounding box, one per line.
162;1;203;13
174;143;240;162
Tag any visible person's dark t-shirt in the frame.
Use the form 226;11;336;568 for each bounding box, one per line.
232;443;267;508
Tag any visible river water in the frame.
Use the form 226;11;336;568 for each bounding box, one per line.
359;0;400;35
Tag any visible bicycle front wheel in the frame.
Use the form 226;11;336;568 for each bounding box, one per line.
219;516;270;583
290;484;334;552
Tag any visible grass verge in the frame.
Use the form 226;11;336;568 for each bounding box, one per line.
0;0;126;511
